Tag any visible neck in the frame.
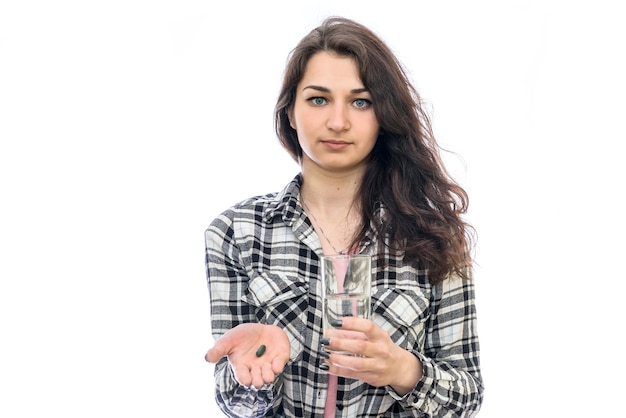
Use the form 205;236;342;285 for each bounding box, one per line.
299;166;363;216
299;166;363;255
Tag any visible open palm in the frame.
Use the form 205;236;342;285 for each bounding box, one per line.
205;323;290;388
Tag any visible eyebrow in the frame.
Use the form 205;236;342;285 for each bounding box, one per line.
302;85;369;94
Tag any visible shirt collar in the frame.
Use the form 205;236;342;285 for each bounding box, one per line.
262;173;386;247
262;173;303;226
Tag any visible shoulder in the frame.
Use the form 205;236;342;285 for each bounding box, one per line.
206;173;303;233
208;192;280;231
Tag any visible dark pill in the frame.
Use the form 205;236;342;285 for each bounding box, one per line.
255;344;267;357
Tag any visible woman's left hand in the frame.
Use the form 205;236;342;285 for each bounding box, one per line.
322;316;422;395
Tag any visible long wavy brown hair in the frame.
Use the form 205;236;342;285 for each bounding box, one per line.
275;17;475;284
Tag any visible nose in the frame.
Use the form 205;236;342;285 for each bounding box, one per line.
326;104;350;132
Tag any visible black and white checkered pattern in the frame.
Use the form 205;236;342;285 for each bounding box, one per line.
205;174;483;417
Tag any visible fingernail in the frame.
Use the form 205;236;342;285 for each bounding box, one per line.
330;319;343;327
319;364;329;371
320;337;330;345
320;350;331;359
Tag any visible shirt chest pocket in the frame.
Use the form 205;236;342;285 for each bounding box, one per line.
242;272;309;362
371;287;430;351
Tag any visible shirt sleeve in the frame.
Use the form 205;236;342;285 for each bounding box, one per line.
204;211;283;417
213;357;281;418
387;275;484;417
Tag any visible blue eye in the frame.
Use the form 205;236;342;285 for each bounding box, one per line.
353;98;371;108
310;97;327;106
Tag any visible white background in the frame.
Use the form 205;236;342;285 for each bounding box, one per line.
1;1;624;416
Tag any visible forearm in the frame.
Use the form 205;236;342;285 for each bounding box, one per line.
389;346;423;396
390;276;483;416
389;351;482;417
379;275;483;416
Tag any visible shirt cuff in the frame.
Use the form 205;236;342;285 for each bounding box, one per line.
214;361;278;418
386;350;435;412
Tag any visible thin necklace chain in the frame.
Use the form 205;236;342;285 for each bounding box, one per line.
301;199;348;255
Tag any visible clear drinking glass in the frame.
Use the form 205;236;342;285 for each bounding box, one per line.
321;254;372;354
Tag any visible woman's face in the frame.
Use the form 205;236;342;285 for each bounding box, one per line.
290;51;380;175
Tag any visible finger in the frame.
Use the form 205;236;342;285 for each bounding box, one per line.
232;362;253;387
250;365;264;389
329;351;370;372
205;343;227;363
323;356;360;376
205;327;242;363
326;336;369;358
325;327;368;342
271;355;288;375
333;316;383;338
261;362;275;383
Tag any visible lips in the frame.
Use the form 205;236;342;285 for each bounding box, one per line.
321;140;350;150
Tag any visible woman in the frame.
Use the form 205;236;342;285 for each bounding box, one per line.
204;16;483;417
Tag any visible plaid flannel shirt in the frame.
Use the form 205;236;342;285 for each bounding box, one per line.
205;174;483;417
